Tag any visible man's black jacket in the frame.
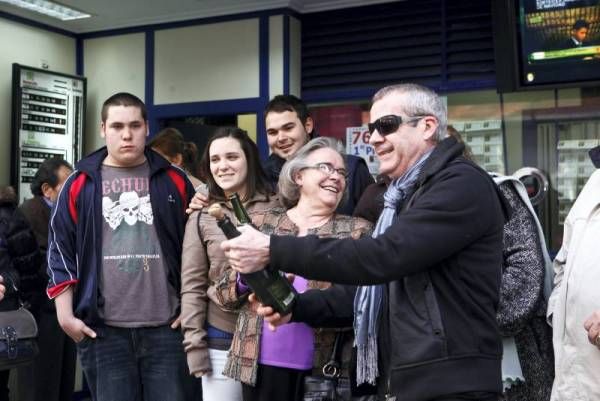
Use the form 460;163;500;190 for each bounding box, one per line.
274;137;509;400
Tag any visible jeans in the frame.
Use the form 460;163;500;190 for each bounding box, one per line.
202;348;242;401
77;325;188;401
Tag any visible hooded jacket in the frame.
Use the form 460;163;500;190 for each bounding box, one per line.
46;147;194;326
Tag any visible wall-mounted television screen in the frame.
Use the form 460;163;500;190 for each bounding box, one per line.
518;0;600;87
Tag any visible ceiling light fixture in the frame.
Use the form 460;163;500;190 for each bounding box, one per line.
0;0;90;20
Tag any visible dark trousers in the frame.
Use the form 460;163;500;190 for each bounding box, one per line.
0;370;9;401
77;325;190;401
16;306;76;401
242;363;310;401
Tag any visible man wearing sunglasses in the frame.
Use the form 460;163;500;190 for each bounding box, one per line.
222;83;509;401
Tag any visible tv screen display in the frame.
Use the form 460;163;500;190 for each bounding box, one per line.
518;0;600;87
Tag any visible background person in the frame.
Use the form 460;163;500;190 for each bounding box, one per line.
17;158;77;401
148;127;203;188
180;127;276;400
448;127;555;401
492;174;554;401
548;168;600;401
0;186;42;401
560;19;590;48
446;126;554;401
216;137;371;401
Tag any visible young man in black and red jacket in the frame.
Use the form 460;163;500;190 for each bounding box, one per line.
47;93;195;401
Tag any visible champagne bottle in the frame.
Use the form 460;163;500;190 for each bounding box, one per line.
208;195;296;315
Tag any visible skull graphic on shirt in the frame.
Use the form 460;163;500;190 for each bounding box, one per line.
102;191;153;229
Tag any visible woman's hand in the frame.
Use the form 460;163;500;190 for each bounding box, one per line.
221;225;270;274
584;310;600;349
249;292;292;331
248;274;294;331
186;191;209;214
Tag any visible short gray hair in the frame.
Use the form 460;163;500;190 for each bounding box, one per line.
372;83;447;142
278;137;348;209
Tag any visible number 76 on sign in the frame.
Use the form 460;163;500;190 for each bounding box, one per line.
345;126;379;176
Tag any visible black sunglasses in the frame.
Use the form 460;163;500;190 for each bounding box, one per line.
367;115;422;136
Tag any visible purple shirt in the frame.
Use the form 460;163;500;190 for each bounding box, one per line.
259;275;314;369
237;274;315;370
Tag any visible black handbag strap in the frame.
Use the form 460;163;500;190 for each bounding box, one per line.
322;331;346;378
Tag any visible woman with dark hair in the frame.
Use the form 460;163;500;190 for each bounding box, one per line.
17;158;75;401
180;127;275;400
148;127;203;188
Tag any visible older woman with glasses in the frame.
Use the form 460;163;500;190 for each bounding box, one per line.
215;137;372;401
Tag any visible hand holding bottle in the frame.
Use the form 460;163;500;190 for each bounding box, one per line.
250;273;295;331
210;195;297;315
221;225;271;274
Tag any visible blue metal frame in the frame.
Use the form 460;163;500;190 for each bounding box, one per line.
78;8;300;39
149;98;264;119
75;36;84;75
145;29;157;136
257;15;270;159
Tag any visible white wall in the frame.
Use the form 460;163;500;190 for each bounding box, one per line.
154;19;259;104
269;15;284;99
0;18;75;184
83;33;146;154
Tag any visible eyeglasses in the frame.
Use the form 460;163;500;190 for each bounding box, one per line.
367;115;422;136
302;162;348;179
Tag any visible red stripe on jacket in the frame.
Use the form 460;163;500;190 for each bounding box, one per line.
68;174;87;223
47;279;78;299
166;169;188;211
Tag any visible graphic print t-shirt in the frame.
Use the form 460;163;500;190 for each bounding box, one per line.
99;161;177;327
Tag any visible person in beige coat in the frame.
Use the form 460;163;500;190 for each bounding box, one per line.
180;127;276;400
548;169;600;401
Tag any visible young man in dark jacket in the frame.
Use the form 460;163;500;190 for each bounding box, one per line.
222;83;508;401
263;94;373;215
47;93;195;401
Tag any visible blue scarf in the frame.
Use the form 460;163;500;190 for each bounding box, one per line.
353;150;432;385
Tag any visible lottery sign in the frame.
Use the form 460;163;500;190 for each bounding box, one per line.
346;126;379;176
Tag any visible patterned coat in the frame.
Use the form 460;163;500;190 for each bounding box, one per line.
215;208;372;386
496;182;554;401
